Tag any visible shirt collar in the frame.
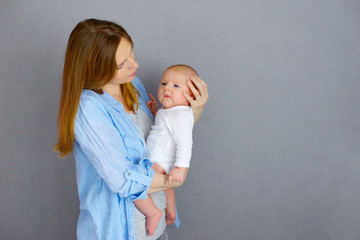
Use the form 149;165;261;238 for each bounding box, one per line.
100;89;126;113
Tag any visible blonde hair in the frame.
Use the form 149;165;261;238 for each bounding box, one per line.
165;64;199;76
54;19;139;158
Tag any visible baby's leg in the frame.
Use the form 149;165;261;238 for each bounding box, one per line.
134;196;162;236
152;163;176;225
152;162;166;174
164;188;176;225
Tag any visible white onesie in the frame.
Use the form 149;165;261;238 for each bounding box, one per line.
146;106;194;174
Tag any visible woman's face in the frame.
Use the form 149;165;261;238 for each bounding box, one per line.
109;39;139;85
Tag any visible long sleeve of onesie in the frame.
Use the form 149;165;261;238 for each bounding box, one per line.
146;106;194;173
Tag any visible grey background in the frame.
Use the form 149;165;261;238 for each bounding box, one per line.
1;1;359;239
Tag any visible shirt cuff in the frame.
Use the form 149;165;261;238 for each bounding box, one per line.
125;170;153;187
126;158;155;201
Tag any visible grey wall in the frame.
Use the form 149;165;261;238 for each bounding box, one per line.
1;1;359;239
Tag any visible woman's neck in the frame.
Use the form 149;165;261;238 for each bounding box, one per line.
102;83;121;97
102;83;134;114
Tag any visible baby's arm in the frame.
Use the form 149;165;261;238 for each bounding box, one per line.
148;169;188;194
167;109;194;184
168;167;188;185
152;163;186;186
146;93;159;117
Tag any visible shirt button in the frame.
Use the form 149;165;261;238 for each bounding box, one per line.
127;172;131;176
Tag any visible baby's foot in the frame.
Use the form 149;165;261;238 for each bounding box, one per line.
146;208;162;236
165;209;176;226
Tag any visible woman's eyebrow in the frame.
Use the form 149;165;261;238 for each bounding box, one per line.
117;50;133;67
117;57;129;66
117;59;127;67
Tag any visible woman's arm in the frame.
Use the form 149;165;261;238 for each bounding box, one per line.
183;76;209;123
147;170;188;194
75;94;155;201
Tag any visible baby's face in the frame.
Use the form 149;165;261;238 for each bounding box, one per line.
157;69;192;109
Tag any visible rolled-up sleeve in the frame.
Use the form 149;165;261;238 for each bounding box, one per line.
74;94;155;201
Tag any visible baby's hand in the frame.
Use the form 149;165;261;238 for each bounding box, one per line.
146;93;159;117
168;167;187;185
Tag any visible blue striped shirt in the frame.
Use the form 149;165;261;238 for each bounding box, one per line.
73;77;156;240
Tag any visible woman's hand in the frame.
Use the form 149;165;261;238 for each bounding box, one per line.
183;76;209;123
146;93;159;117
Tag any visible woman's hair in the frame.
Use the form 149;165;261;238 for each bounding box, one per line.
54;18;139;158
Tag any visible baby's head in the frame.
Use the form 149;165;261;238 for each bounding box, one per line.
158;64;198;109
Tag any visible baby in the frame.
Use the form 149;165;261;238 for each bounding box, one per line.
134;64;197;236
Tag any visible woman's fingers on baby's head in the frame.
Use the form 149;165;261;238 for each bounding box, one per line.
187;81;201;99
191;76;208;99
183;91;196;105
183;91;191;98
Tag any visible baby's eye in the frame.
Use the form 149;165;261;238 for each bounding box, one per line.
161;82;167;86
174;84;180;88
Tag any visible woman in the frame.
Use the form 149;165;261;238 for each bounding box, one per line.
54;19;208;240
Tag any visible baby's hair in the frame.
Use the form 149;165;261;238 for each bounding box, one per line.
165;64;199;77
